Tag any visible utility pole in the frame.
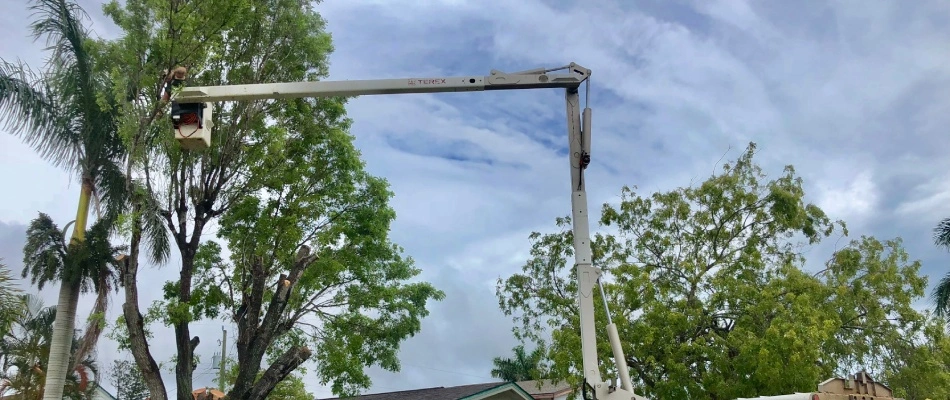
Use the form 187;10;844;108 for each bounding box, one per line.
219;327;227;392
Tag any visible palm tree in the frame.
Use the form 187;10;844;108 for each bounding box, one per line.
21;212;124;368
0;1;127;398
490;344;546;382
0;261;24;338
0;294;99;400
932;217;950;317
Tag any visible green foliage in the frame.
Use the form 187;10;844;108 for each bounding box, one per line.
0;0;129;222
109;359;150;400
178;91;445;395
491;344;548;382
221;359;315;400
94;0;345;397
0;1;136;396
497;142;945;399
931;217;950;318
0;261;23;338
0;295;100;400
266;373;316;400
880;314;950;400
21;213;124;293
97;0;444;396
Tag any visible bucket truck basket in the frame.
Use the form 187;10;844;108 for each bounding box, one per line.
171;87;214;150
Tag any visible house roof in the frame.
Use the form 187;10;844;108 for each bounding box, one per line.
93;384;119;400
515;380;573;398
322;382;534;400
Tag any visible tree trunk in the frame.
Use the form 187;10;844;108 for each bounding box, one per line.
175;254;196;400
245;346;312;400
42;179;93;400
123;202;168;400
43;278;81;400
227;254;317;400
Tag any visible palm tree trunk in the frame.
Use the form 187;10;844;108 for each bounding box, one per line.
42;179;93;400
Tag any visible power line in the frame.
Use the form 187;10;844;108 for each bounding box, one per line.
397;362;495;381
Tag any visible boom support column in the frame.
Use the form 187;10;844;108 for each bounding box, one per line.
565;88;642;400
566;87;601;383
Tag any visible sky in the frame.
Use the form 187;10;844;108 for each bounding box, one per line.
1;0;950;398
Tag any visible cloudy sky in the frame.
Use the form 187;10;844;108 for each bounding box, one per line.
2;0;950;398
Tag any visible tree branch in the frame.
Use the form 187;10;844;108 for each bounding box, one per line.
246;346;312;400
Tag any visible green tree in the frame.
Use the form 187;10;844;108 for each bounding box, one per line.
497;143;942;399
19;212;123;395
221;360;316;400
931;218;950;317
109;360;149;400
0;261;23;338
0;0;130;398
0;295;100;400
93;0;322;397
881;314;950;400
171;84;444;397
490;344;546;382
96;0;443;398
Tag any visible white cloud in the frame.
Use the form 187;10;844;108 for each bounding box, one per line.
896;172;950;222
816;169;879;222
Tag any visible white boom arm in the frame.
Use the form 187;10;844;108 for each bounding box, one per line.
171;62;647;400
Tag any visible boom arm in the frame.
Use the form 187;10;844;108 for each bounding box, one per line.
171;62;647;400
173;64;591;102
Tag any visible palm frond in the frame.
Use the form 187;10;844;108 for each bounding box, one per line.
0;262;24;338
24;304;58;339
932;273;950;318
94;159;129;227
21;213;67;289
28;0;96;104
21;293;46;319
29;0;126;181
0;294;103;400
0;60;80;171
131;179;171;264
77;216;125;295
934;217;950;249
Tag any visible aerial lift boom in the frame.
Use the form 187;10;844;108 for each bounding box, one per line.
170;63;647;400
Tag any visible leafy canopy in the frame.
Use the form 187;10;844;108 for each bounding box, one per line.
132;52;445;397
497;143;947;399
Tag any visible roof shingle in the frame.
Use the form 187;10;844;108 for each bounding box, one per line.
322;382;508;400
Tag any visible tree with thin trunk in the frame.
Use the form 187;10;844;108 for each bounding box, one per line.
109;359;149;400
0;0;128;398
94;0;445;398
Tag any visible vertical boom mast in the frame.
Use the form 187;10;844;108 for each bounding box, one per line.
171;62;646;400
